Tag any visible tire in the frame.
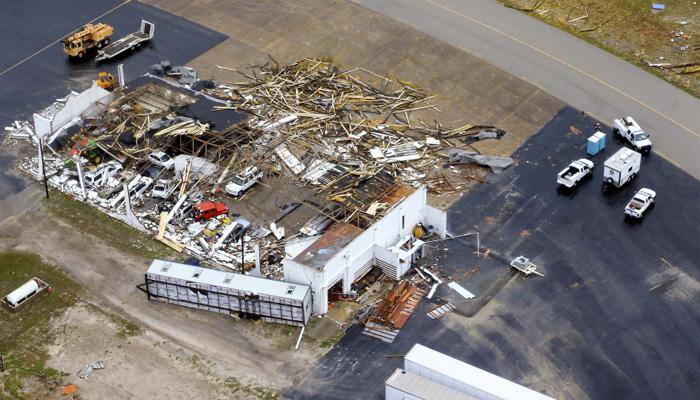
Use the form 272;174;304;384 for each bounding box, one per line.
613;128;620;136
630;173;637;181
103;38;110;46
77;51;84;58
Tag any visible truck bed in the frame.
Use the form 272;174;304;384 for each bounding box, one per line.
560;166;577;179
98;32;150;59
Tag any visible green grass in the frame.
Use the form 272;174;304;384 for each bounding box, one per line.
45;191;180;261
0;251;82;399
108;312;142;339
500;0;699;98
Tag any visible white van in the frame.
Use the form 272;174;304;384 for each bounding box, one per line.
84;161;122;188
224;166;263;196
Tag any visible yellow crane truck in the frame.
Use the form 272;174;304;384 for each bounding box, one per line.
61;23;114;58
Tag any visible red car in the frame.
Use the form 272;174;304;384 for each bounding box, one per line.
192;201;229;221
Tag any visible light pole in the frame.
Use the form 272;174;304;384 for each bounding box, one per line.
38;136;49;199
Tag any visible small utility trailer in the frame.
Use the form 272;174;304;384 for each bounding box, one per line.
96;20;154;62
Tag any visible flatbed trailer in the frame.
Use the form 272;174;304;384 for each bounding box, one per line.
96;20;154;62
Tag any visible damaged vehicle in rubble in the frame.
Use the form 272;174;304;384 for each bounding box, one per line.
224;166;263;196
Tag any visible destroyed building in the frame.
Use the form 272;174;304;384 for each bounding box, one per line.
12;58;508;321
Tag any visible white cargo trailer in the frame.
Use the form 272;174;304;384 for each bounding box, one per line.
603;147;641;191
386;344;555;400
141;260;312;326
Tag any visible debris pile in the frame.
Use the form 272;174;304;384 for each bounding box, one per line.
362;279;427;343
10;58;509;279
77;360;105;380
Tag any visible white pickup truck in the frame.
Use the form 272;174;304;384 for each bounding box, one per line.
625;188;656;219
612;116;652;153
557;159;594;188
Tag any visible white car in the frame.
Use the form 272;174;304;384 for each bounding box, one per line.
224;166;263;196
624;188;656;219
613;117;652;153
557;159;594;188
151;179;177;199
147;151;175;169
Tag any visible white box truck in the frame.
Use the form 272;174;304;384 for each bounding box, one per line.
603;147;641;191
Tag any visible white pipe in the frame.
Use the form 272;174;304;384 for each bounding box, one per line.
294;326;305;351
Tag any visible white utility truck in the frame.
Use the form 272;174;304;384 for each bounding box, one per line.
612;116;652;153
603;147;641;192
557;159;594;188
224;166;263;196
625;188;656;219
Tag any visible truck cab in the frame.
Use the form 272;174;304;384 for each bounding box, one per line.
61;22;113;58
613;117;652;153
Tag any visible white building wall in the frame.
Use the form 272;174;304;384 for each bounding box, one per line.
283;186;438;314
34;86;113;142
425;204;448;238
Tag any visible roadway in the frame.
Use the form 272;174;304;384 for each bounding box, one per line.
350;0;700;179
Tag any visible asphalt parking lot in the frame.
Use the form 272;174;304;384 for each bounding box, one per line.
287;106;700;400
0;0;227;200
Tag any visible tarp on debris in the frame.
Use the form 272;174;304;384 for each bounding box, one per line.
173;155;218;178
447;149;513;173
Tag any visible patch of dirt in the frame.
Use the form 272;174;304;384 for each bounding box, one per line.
47;303;253;400
0;187;320;397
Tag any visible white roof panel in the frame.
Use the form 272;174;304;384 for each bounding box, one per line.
146;259;309;301
405;344;555;400
386;369;476;400
604;147;640;171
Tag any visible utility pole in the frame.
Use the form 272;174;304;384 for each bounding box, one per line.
38;136;49;199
